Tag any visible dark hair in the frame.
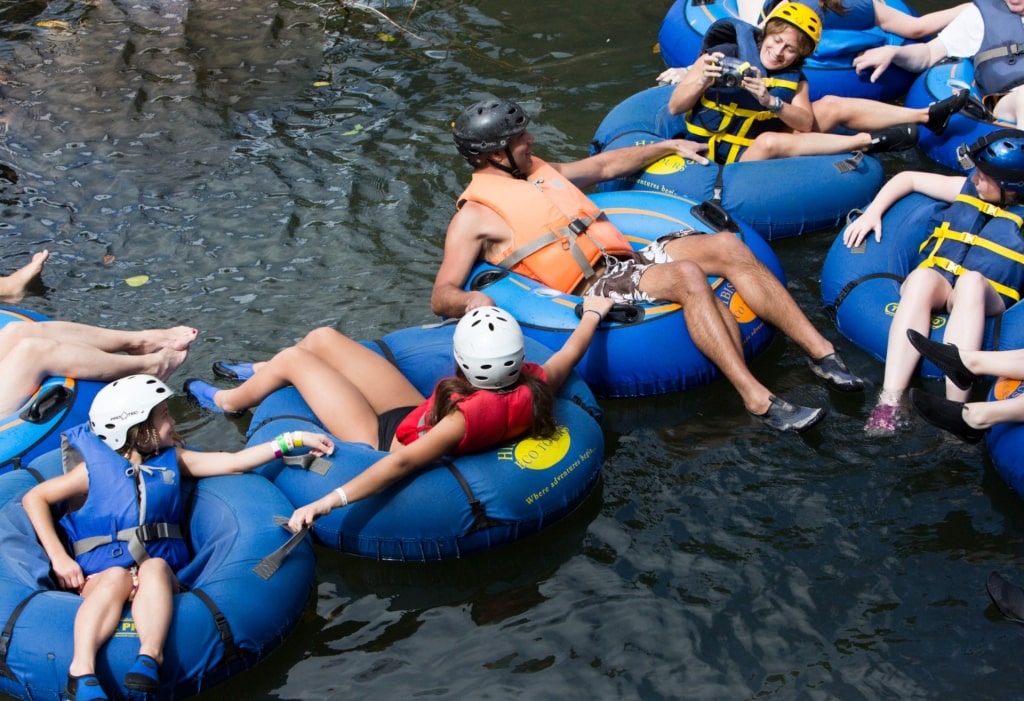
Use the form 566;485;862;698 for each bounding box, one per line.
118;411;179;459
429;370;558;440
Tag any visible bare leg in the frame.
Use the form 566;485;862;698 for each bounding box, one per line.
0;250;47;300
132;558;176;665
0;321;196;363
956;347;1024;378
211;327;425;443
664;233;836;360
994;88;1024;129
740;130;874;161
637;258;775;413
0;338;188;415
963;394;1024;429
940;272;1004;402
68;568;134;677
880;269;952;403
812;96;926;132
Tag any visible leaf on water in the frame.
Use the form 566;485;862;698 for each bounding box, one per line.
36;20;70;30
341;125;364;136
312;81;331;87
125;275;149;287
376;32;396;43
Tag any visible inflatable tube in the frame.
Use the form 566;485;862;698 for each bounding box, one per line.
591;85;885;240
656;0;919;102
0;452;314;701
905;58;1013;173
246;324;604;562
987;379;1024;498
0;307;103;473
465;189;782;398
821;191;1024;375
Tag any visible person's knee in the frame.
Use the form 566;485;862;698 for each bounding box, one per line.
8;336;59;363
666;260;711;293
811;95;844;129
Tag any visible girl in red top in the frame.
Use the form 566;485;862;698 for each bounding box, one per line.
184;298;613;530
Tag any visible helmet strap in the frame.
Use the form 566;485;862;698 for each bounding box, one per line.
486;146;526;179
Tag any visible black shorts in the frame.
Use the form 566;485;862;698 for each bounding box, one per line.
378;406;416;450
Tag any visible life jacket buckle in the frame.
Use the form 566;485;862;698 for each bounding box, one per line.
567;218;590;236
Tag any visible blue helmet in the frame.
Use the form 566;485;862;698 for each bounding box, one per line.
452;99;530;165
961;129;1024;194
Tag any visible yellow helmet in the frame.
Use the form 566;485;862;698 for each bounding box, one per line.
765;2;822;48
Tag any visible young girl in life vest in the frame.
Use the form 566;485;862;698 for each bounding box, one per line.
842;129;1024;435
182;298;615;530
21;375;334;701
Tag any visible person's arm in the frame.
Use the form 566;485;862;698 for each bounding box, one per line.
552;139;709;190
287;411;465;532
875;1;969;39
852;38;946;83
540;296;614;393
843;171;965;247
431;202;500;318
22;464;90;591
742;70;815;133
178;430;335;478
667;53;722;116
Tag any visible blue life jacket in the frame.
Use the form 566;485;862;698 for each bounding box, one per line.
59;423;188;576
973;0;1024;96
685;18;804;164
760;0;873;31
917;178;1024;306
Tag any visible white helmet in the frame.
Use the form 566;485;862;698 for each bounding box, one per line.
89;374;174;450
453;307;525;390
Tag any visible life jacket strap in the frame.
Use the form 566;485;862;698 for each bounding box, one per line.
71;522;183;565
974;42;1024;70
496;214;599;281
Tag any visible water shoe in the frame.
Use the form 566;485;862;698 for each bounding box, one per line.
184;379;243;418
866;124;918;153
909;388;986;444
67;674;107;701
212;360;255;382
124;654;160;693
906;329;979;391
750;396;824;432
807;351;865;391
925;90;969;135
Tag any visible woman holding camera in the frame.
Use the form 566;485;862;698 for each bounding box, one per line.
665;2;918;164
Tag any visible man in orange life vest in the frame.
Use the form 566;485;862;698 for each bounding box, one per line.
431;98;865;432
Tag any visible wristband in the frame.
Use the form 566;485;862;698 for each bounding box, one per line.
274;434;289;458
293;431;303;448
334;486;349;507
284;432;295;451
584;309;604;322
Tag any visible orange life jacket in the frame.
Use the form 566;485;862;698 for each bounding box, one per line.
457;160;635;294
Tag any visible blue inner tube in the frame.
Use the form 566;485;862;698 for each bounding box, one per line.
987;378;1024;498
905;58;1014;173
0;451;314;701
465;189;784;397
246;324;605;562
0;307;103;474
821;192;1024;375
656;0;918;101
590;85;884;239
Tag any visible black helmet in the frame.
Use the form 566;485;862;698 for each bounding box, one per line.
958;128;1024;194
452;99;530;164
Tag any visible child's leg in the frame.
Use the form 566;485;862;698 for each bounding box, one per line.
131;559;176;665
69;568;134;677
943;271;1005;401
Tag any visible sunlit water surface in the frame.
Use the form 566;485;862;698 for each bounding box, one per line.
0;0;1021;698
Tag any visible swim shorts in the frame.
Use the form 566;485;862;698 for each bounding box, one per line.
378;406;416;450
584;229;702;303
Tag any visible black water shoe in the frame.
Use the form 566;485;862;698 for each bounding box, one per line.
866;124;918;153
926;90;969;134
906;329;979;390
909;388;986;443
750;396;825;432
212;360;256;382
807;351;865;391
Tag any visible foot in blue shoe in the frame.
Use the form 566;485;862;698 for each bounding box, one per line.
183;379;243;418
67;673;108;701
749;396;825;432
123;654;160;693
212;360;255;382
807;351;865;391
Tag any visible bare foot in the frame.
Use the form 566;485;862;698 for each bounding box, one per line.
133;326;199;354
152;347;189;382
0;250;48;300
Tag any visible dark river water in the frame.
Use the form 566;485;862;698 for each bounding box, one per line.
2;0;1023;699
